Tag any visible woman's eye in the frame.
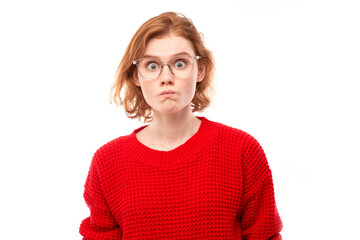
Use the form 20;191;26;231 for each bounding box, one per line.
147;62;159;71
174;60;186;69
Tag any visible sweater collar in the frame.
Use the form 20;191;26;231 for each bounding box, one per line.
123;117;219;168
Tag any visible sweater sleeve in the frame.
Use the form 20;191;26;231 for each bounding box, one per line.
79;154;122;240
238;134;283;240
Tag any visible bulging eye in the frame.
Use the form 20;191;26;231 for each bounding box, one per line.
174;60;187;69
146;62;159;71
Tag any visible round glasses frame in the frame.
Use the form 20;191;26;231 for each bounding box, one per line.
132;55;201;80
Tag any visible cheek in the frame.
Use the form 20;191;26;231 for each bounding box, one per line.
139;82;155;103
183;78;198;99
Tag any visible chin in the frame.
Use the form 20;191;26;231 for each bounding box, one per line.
151;101;192;116
154;105;185;115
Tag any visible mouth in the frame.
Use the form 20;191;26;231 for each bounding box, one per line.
160;90;176;97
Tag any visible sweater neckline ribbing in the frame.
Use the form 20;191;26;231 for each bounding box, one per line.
123;117;219;168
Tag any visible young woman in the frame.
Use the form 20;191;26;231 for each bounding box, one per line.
79;12;282;239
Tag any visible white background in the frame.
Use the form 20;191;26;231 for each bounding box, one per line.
1;0;359;239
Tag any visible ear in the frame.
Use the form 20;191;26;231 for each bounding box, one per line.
196;63;206;83
133;70;141;87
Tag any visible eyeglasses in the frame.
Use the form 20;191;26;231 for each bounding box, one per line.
132;55;201;80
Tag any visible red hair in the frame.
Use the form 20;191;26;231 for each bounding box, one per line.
111;12;215;122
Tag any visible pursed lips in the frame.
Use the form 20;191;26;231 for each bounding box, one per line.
160;90;176;97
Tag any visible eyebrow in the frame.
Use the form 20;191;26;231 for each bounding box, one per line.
142;51;192;59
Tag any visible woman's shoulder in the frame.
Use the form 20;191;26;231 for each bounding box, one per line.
205;118;265;157
210;119;268;165
92;132;133;162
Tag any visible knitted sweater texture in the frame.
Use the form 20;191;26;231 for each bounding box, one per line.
79;117;282;239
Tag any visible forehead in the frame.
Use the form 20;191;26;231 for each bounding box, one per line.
144;34;195;60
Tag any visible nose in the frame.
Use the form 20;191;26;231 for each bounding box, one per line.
160;64;174;85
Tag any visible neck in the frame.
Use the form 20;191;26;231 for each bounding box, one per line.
137;107;202;151
151;109;200;140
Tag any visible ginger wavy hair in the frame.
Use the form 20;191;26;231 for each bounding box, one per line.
110;12;215;122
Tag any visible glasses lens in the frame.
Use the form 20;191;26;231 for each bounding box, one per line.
170;56;194;78
138;58;162;79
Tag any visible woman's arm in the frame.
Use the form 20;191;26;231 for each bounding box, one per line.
239;134;283;240
79;156;122;240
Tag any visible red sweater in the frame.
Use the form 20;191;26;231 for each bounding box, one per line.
79;117;282;239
